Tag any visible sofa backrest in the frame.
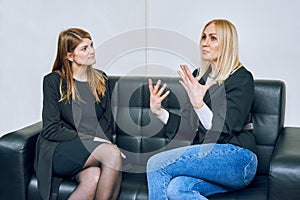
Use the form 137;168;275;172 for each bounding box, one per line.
108;76;286;175
252;80;286;175
108;76;186;173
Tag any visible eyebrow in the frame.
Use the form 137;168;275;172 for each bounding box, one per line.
203;33;217;36
79;42;93;48
79;44;88;49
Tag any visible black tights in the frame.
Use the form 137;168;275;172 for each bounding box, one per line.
68;143;122;200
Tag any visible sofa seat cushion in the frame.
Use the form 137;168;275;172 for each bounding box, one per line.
118;173;148;200
28;173;267;200
27;174;76;200
119;174;268;200
120;174;268;200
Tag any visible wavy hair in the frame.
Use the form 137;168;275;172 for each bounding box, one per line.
196;19;242;83
52;28;106;103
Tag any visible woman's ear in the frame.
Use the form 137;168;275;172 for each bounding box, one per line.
66;52;74;62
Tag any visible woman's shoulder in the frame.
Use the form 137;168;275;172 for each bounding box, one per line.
43;71;61;85
95;68;107;77
225;66;254;89
231;66;253;81
44;71;60;78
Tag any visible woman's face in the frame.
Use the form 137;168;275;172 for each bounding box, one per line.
200;23;219;64
68;38;96;67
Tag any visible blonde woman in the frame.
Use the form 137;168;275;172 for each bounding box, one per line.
34;28;124;200
147;19;257;199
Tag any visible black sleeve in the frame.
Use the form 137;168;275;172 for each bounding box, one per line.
206;68;254;143
96;73;113;142
41;74;79;142
164;80;199;142
163;69;201;141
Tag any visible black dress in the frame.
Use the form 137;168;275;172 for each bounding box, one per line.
52;80;105;177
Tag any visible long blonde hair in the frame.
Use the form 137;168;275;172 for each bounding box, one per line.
52;28;106;103
196;19;242;83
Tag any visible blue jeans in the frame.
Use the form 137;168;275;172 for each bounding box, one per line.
146;143;257;200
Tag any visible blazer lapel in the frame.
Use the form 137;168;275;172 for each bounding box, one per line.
72;99;82;129
201;70;211;103
95;94;107;120
200;69;222;104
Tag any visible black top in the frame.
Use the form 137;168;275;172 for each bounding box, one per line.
75;80;104;137
165;66;256;153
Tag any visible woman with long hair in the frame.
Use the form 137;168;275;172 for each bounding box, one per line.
35;28;124;200
147;19;257;199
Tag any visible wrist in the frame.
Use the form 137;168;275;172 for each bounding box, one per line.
156;109;169;124
193;102;205;109
153;109;163;117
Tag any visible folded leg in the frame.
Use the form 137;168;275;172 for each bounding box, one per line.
167;176;231;200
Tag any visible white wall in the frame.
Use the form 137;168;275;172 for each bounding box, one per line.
1;0;299;136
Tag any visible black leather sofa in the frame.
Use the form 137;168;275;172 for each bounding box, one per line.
1;76;300;200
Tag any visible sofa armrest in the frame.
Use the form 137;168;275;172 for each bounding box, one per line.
0;122;42;200
269;127;300;200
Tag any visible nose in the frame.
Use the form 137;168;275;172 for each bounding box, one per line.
201;38;209;47
89;46;95;54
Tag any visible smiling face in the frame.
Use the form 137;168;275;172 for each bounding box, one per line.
200;23;219;66
67;38;96;67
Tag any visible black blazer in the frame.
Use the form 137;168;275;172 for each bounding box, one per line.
164;66;256;153
34;70;112;200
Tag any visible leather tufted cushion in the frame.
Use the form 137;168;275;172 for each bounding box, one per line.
269;127;300;199
109;76;188;174
0;122;41;200
251;80;285;175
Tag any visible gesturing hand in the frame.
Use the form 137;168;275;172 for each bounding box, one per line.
178;64;216;109
148;79;170;117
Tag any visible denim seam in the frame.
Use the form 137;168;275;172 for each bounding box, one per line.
242;154;256;186
199;144;241;158
173;144;242;165
187;179;204;199
148;153;182;172
188;179;203;191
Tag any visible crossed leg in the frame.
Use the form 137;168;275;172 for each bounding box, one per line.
68;143;122;200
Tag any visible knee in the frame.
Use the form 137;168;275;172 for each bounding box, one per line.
95;143;122;169
146;155;156;172
167;185;184;200
167;176;202;199
109;144;122;158
147;153;167;172
106;144;122;162
166;178;182;199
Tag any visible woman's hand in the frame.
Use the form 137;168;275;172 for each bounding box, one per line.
148;79;170;117
178;64;216;109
